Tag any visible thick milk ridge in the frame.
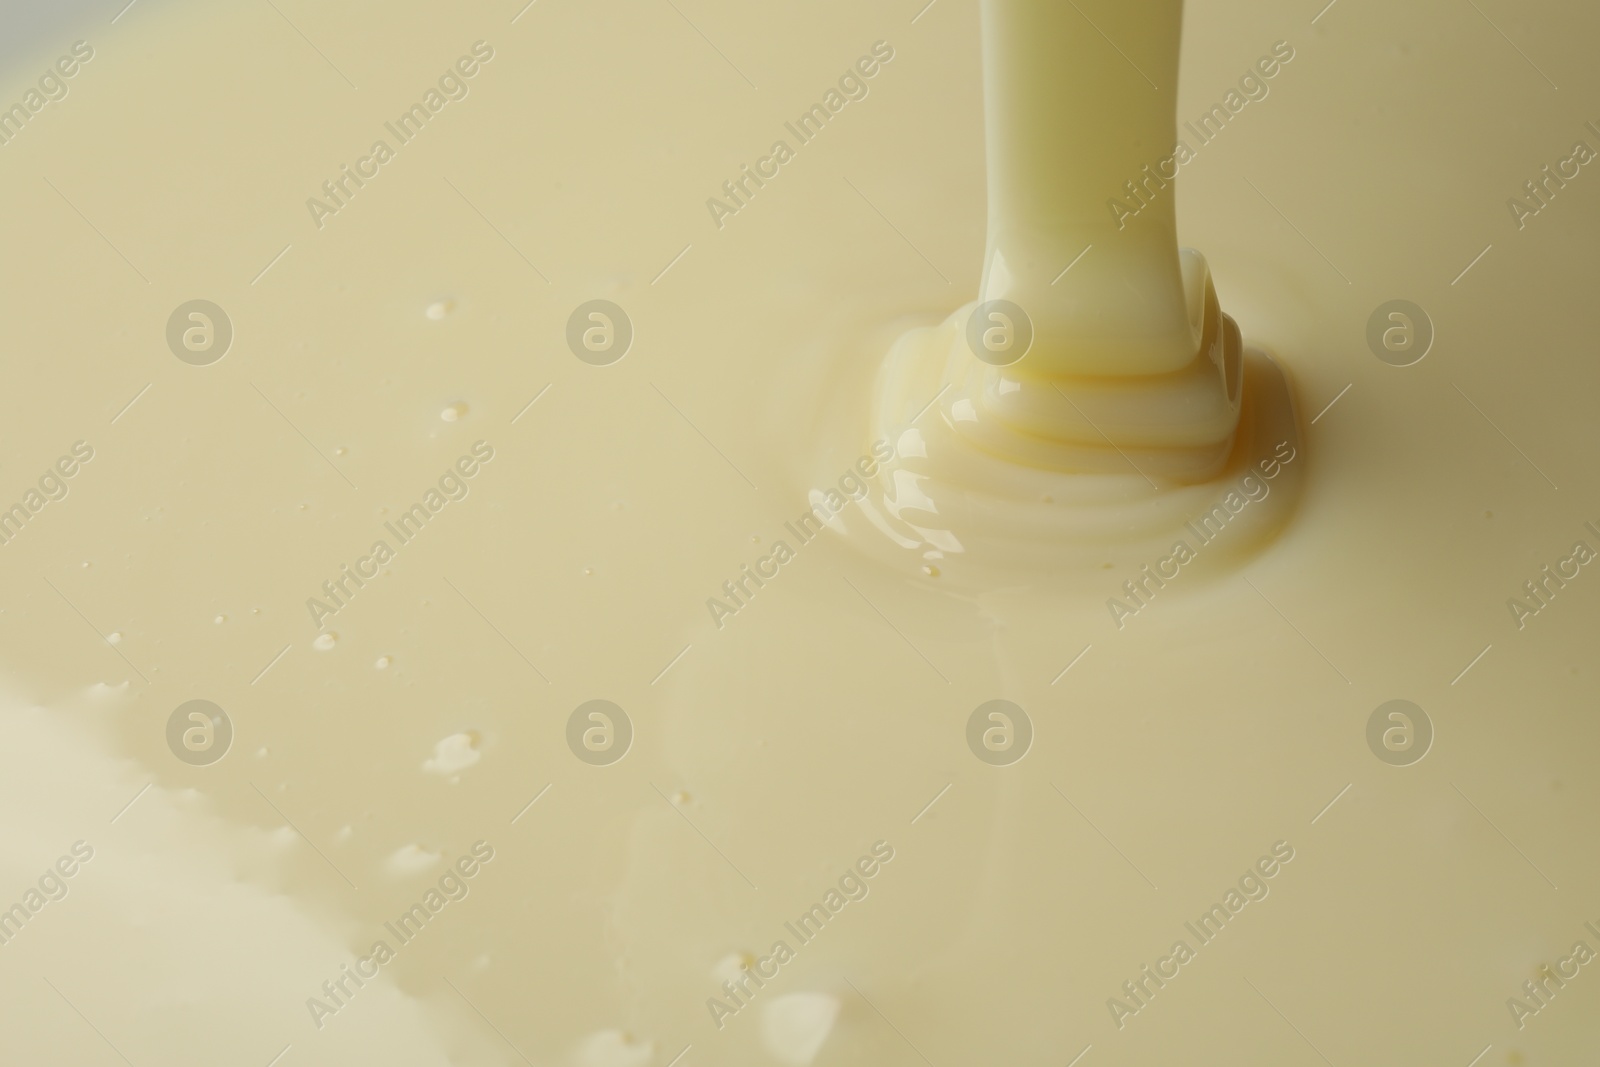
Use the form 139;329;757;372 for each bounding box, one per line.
1;0;1598;1065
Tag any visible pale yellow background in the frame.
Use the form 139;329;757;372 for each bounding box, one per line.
0;0;1597;1065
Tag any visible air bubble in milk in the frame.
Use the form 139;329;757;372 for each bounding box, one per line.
425;299;456;320
711;951;754;983
313;632;338;651
441;402;468;422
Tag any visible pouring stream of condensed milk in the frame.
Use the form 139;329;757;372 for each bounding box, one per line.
980;0;1197;377
863;0;1293;576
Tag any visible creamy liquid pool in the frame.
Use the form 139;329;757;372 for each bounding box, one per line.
1;1;1598;1065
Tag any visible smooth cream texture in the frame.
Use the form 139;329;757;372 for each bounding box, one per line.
1;0;1598;1065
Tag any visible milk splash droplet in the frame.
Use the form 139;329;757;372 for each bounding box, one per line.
422;732;481;776
574;1031;654;1067
385;843;442;875
761;992;841;1065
